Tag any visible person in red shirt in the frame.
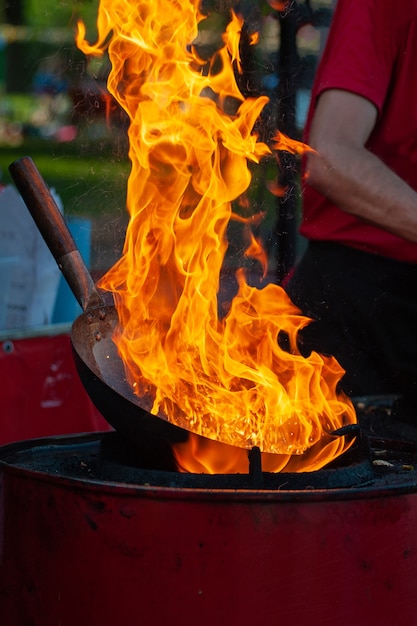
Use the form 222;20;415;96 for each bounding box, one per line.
285;0;417;418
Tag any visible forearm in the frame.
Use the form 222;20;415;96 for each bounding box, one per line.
306;144;417;244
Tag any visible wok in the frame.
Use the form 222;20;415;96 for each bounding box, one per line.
9;156;189;460
9;157;356;462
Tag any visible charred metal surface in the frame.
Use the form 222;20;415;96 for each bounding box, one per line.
97;430;376;490
2;428;417;495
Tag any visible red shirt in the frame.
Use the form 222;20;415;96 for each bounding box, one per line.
300;0;417;262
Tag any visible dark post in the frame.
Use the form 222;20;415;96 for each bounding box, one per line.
5;0;26;93
274;1;300;282
5;0;25;24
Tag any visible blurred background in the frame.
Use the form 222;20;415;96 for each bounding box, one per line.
0;0;336;324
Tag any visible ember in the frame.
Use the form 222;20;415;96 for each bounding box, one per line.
76;0;356;472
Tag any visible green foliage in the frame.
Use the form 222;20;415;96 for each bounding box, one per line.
25;0;99;31
0;135;129;218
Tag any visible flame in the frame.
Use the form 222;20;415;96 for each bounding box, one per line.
266;0;291;11
76;0;356;473
271;130;315;157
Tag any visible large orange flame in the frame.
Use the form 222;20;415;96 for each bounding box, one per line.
76;0;356;473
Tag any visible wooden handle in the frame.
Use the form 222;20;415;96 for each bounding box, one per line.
9;156;102;311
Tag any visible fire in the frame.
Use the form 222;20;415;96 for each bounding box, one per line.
267;1;290;11
76;0;357;473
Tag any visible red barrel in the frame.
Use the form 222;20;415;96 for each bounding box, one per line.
0;434;416;626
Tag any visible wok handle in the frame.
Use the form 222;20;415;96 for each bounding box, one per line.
9;156;103;312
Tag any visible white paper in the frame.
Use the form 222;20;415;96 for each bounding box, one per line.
0;184;63;329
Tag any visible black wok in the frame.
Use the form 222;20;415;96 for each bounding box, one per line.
9;156;189;462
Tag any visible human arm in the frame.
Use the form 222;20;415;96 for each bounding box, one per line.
305;89;417;244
